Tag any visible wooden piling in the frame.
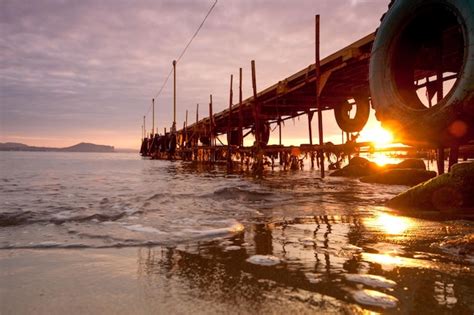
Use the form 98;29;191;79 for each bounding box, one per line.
195;103;199;161
251;60;260;146
437;147;445;174
173;60;177;130
152;98;155;136
448;146;459;171
251;60;264;175
239;68;243;147
307;111;314;168
278;118;282;165
196;104;199;123
315;14;325;178
228;75;233;169
209;94;214;162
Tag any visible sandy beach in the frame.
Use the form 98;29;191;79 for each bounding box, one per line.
1;247;364;315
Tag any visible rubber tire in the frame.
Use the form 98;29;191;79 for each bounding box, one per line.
370;0;474;146
333;97;370;133
168;134;177;153
226;129;240;146
200;136;211;146
259;122;270;146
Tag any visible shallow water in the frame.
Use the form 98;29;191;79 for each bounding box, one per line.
1;151;473;313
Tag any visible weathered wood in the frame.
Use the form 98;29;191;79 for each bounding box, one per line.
307;111;314;168
315;14;325;178
251;60;260;146
209;94;214;162
183;33;375;136
173;60;177;128
239;67;243;146
437;147;445;175
228;74;233;168
449;146;459;171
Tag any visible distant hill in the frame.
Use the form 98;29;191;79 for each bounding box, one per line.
60;142;114;152
0;142;114;153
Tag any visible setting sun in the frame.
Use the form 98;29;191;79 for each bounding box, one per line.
359;125;394;147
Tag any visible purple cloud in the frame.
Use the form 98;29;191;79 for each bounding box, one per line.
0;0;389;148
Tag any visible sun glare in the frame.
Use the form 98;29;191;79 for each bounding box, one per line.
360;125;394;147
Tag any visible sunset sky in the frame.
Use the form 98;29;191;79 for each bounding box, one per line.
1;0;389;149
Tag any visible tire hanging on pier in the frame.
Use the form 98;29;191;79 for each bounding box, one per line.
168;134;176;154
200;136;211;146
140;138;148;156
333;97;370;133
369;0;474;146
256;121;270;146
227;129;241;146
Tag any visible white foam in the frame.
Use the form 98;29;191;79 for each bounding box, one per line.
53;211;74;220
305;272;323;284
246;255;281;266
352;289;398;309
219;240;233;247
183;220;244;238
224;245;241;251
125;224;165;234
345;273;396;288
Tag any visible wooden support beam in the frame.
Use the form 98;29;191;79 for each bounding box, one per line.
307;111;314;168
152;98;155;136
448;146;459;171
196;103;199;125
251;60;260;146
209;94;214;162
315;14;325;178
437;147;445;175
185;110;188;128
251;60;264;175
173;60;177;131
228;74;233;168
195;103;199;161
239;67;243;147
278;118;282;165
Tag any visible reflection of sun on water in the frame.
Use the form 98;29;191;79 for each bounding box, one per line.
365;213;413;235
371;153;392;166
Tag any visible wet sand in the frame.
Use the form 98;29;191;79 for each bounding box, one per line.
2;215;474;315
0;247;363;315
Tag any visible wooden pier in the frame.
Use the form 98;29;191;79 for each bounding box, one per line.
140;6;473;176
141;17;379;176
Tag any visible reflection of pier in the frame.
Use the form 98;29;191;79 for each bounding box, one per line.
134;212;474;313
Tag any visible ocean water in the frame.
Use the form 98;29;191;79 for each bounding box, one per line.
1;151;473;313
